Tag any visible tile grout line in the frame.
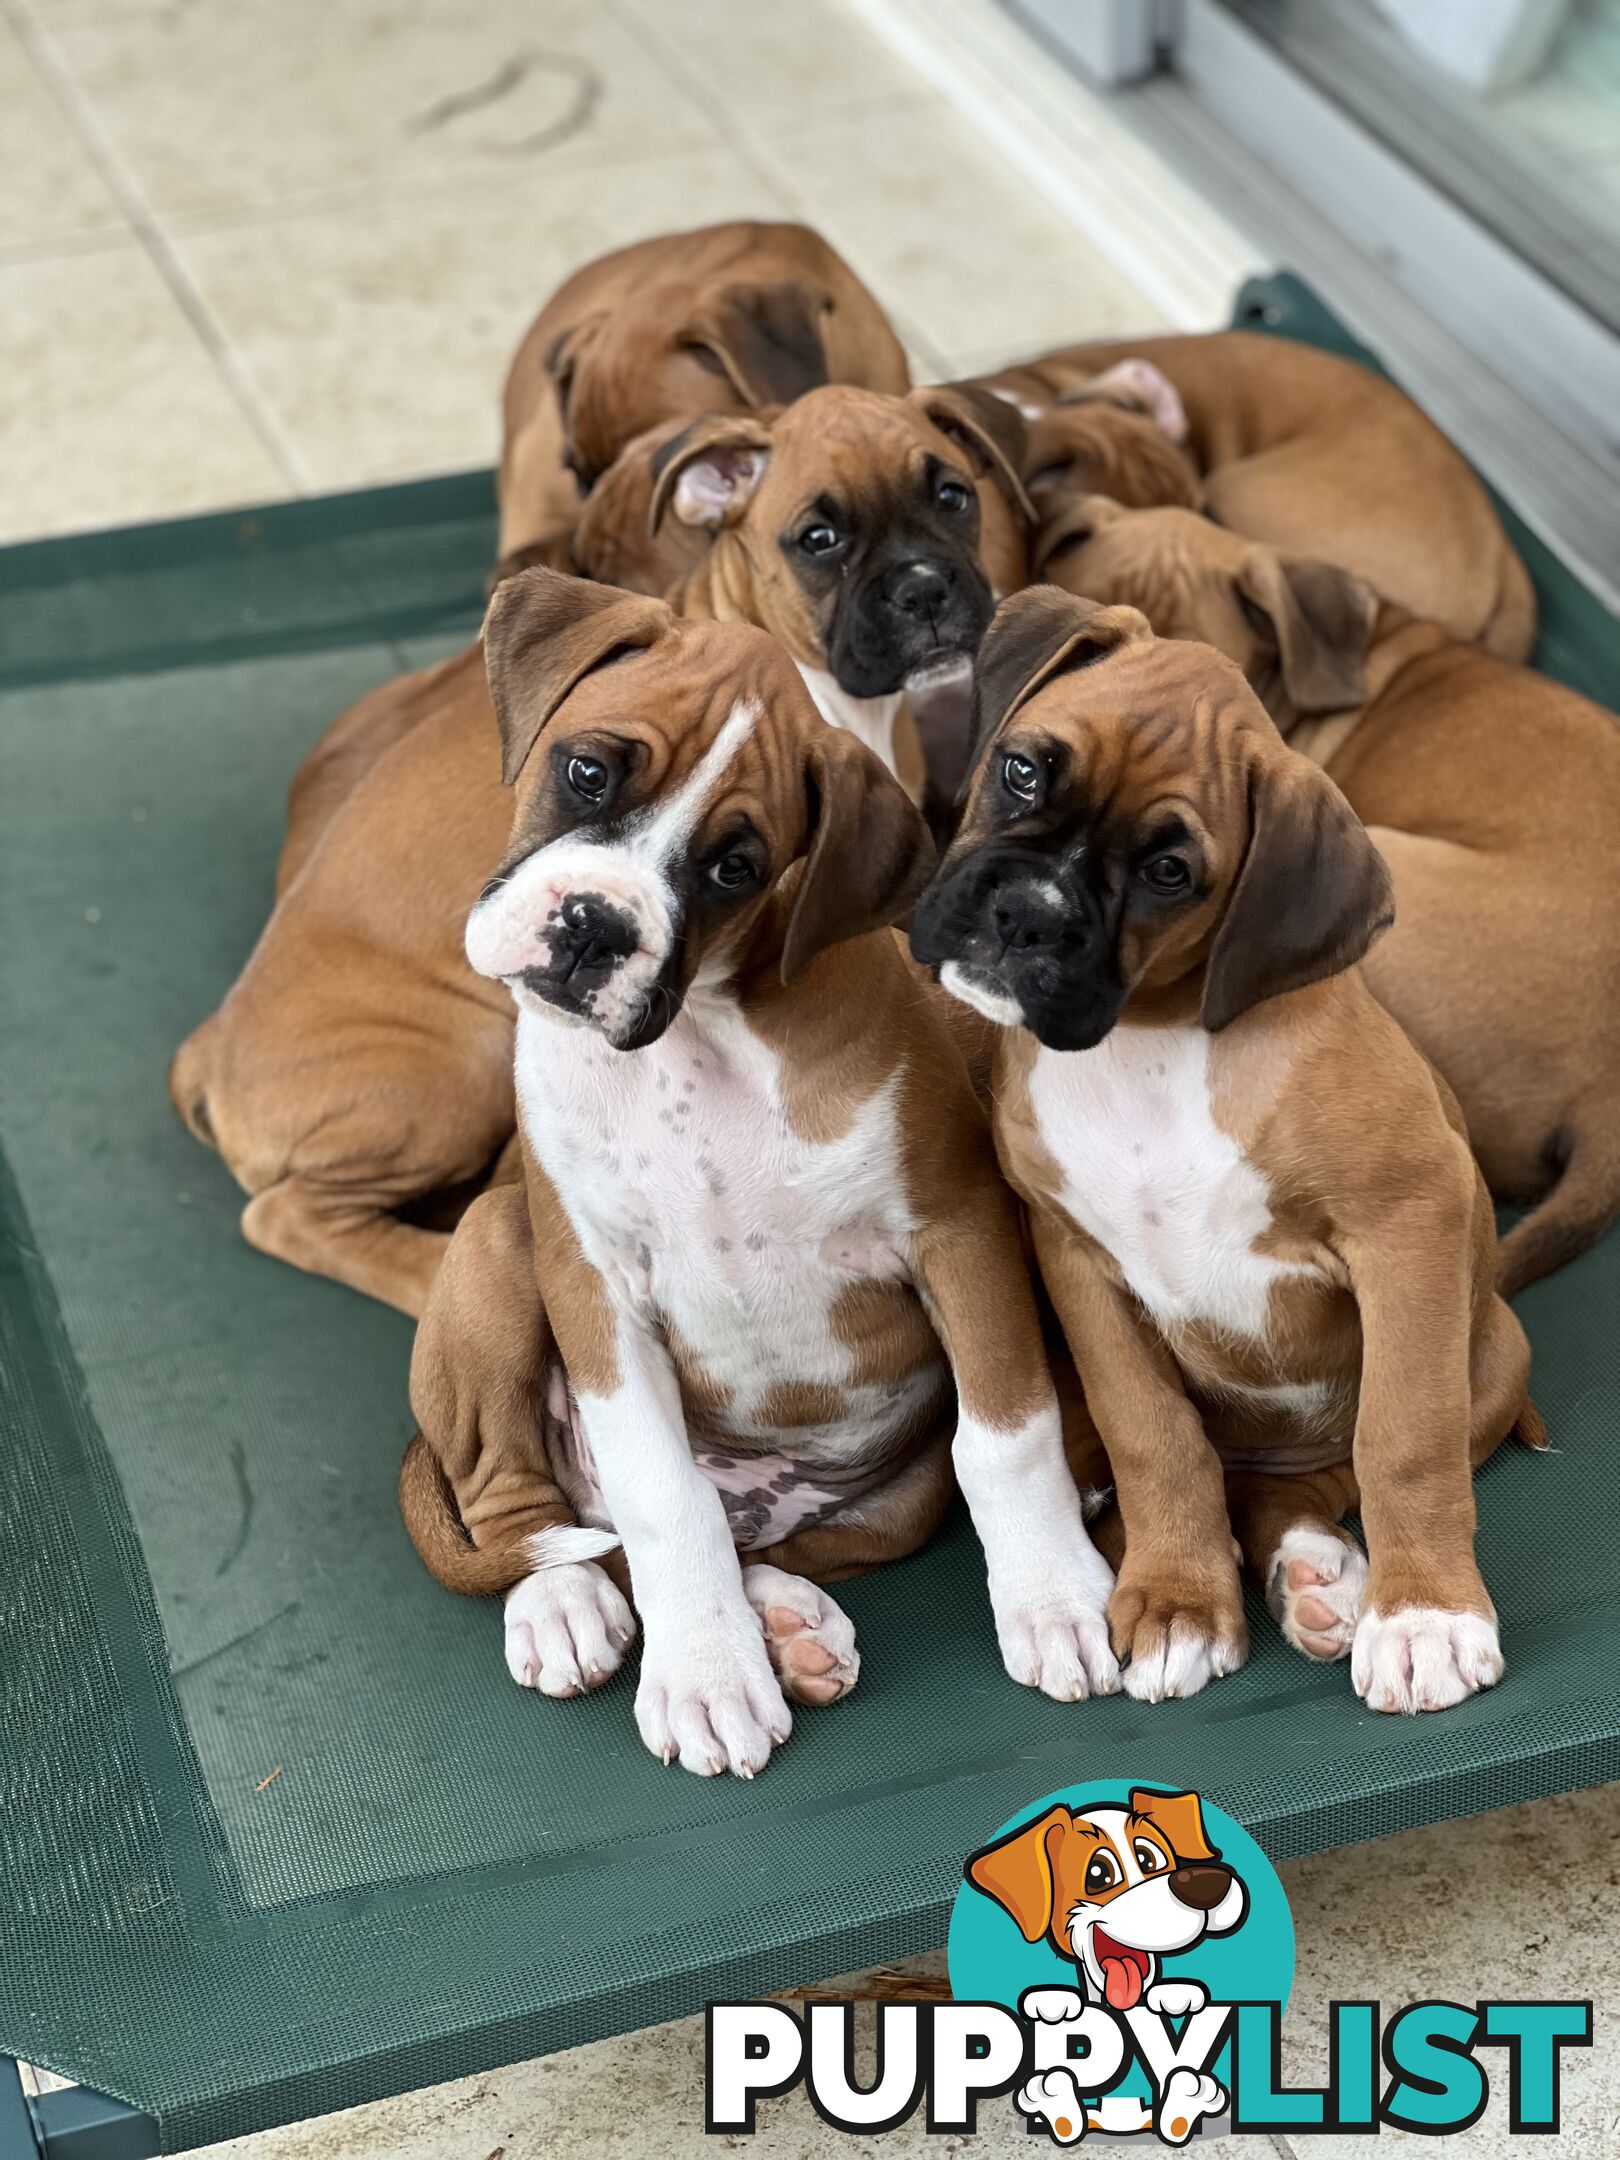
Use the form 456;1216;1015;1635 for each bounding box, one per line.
3;0;313;496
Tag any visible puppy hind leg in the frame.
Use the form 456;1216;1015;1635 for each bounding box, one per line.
242;1174;448;1318
739;1439;957;1708
1226;1465;1367;1663
407;1184;636;1697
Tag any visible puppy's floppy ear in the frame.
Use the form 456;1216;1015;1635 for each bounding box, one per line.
913;385;1036;522
1030;491;1126;579
781;728;936;982
1201;740;1394;1032
1128;1787;1217;1865
481;566;673;786
647;414;774;535
1236;550;1377;718
684;280;831;407
966;585;1152;780
965;1804;1072;1944
1062;357;1189;445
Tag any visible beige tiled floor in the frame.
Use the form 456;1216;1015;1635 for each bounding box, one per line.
4;0;1617;2153
0;0;1189;541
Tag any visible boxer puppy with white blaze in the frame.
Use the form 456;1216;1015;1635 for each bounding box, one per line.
411;566;1121;1777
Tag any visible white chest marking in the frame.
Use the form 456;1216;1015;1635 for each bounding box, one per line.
515;993;930;1442
1029;1025;1313;1340
794;663;904;780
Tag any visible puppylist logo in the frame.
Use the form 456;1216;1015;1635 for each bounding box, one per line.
706;1780;1592;2143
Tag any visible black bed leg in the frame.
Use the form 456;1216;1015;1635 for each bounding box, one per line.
0;2061;43;2160
0;2069;155;2160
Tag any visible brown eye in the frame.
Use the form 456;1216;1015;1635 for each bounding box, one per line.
798;522;840;556
566;754;608;802
936;477;972;512
1002;752;1040;802
1141;853;1190;894
1133;1840;1166;1875
1084;1852;1119;1895
710;850;757;892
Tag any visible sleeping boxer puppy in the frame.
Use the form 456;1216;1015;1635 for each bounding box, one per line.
613;382;1033;797
974;331;1535;661
912;589;1538;1712
497;220;909;574
399;567;1121;1775
1042;498;1620;1295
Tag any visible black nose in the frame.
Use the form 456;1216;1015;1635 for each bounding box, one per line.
991;894;1059;954
550;891;637;980
1168;1864;1233;1912
884;559;954;621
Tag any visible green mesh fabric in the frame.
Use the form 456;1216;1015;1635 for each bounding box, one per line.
1;278;1617;2152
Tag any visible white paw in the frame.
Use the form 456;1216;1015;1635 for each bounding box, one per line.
1021;1986;1087;2026
1145;1979;1208;2018
503;1562;635;1698
1157;2068;1226;2145
743;1564;860;1706
1016;2068;1089;2144
1267;1526;1367;1662
1352;1605;1503;1715
635;1609;792;1777
1121;1620;1245;1703
995;1568;1121;1702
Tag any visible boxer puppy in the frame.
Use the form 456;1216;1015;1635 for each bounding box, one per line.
497;220;909;573
1042;498;1620;1294
974;331;1535;661
621;382;1032;796
912;589;1538;1711
399;567;1121;1775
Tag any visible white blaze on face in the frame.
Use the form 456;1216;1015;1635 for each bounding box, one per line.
464;697;759;1040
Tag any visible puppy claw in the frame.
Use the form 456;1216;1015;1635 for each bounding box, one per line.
1266;1525;1368;1662
744;1565;860;1707
636;1617;792;1777
503;1561;635;1698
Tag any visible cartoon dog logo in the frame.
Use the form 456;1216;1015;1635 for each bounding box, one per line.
966;1786;1250;2144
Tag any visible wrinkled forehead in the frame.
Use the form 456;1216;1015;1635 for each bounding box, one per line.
533;625;814;814
1008;648;1251;819
770;391;964;500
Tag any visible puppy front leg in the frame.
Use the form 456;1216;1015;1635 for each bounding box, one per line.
910;1189;1119;1702
562;1312;792;1777
1341;1209;1503;1714
1032;1212;1246;1702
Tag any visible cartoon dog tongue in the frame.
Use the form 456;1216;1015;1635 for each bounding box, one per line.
1098;1940;1146;2009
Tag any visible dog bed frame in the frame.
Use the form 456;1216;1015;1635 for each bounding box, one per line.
2;277;1617;2157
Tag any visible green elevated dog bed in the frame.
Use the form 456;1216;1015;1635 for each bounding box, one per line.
1;278;1616;2156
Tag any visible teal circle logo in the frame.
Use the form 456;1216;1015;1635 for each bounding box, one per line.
948;1781;1293;2143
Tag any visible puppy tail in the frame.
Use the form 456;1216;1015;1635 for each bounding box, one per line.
1497;1112;1620;1298
1512;1397;1550;1452
398;1432;618;1598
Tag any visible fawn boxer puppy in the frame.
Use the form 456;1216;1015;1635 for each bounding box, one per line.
497;220;909;572
400;567;1120;1775
1043;498;1620;1293
576;382;1032;795
912;589;1537;1713
974;331;1534;661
